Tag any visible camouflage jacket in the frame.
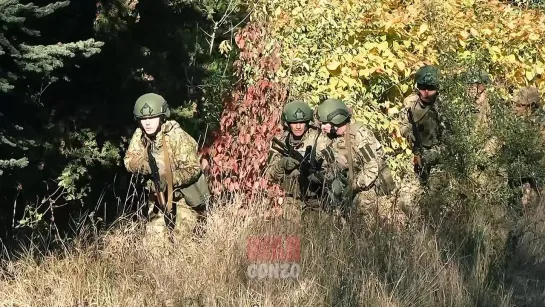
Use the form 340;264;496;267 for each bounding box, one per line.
530;108;545;131
266;127;321;183
316;121;380;193
124;120;202;192
398;94;447;151
471;93;491;132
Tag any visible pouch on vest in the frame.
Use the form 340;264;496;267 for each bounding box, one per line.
180;173;211;207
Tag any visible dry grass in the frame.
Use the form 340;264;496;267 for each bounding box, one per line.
0;193;543;307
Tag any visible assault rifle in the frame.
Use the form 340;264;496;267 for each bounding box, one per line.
146;145;167;210
407;108;428;183
271;137;325;191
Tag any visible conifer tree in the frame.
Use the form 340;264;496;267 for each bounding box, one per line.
0;0;104;175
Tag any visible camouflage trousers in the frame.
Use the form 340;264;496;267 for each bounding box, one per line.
146;196;201;239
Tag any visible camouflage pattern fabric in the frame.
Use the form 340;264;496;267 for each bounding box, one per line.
266;127;322;208
398;94;446;150
124;120;203;235
316;121;380;213
397;93;448;183
472;91;491;132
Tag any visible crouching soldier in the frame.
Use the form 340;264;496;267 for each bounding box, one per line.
315;98;395;218
266;100;322;212
124;93;210;239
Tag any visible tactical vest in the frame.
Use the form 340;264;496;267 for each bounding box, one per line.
148;135;210;208
272;128;322;199
409;101;442;148
350;122;396;195
320;122;396;196
280;128;320;163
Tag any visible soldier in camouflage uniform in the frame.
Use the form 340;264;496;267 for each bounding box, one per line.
467;71;492;131
124;93;210;238
512;86;544;128
397;65;448;185
314;98;395;219
511;86;543;208
266;100;322;212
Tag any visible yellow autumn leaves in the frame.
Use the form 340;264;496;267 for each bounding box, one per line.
248;0;545;172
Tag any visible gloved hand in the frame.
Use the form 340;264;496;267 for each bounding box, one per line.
308;168;335;184
278;157;299;172
335;154;348;168
331;178;345;197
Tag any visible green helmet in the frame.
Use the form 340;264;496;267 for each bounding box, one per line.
415;65;440;87
466;70;491;84
317;98;351;125
282;100;313;123
133;93;171;119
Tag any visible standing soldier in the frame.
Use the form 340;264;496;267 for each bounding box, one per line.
397;65;447;185
124;93;210;239
267;100;322;211
510;86;543;208
467;71;492;131
315;98;391;218
466;70;498;182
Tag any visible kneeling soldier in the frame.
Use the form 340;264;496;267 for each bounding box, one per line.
267;100;323;210
315;98;388;215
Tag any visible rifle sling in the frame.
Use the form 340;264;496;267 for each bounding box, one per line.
162;136;174;213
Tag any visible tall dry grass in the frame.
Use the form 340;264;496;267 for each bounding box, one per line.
2;190;543;307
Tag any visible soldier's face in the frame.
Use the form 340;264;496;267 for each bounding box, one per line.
321;123;332;134
289;122;307;137
468;84;485;101
513;104;531;117
417;84;438;103
418;89;437;103
140;117;161;135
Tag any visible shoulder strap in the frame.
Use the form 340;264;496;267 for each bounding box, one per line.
162;136;174;213
344;124;355;203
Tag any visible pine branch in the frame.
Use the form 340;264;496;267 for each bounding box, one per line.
15;39;104;75
0;157;29;174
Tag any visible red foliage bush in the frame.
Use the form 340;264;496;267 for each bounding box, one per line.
201;22;287;205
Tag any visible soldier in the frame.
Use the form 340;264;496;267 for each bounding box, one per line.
315;98;392;218
266;100;322;211
510;86;543;208
467;70;492;131
397;65;447;185
124;93;210;239
512;86;544;127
